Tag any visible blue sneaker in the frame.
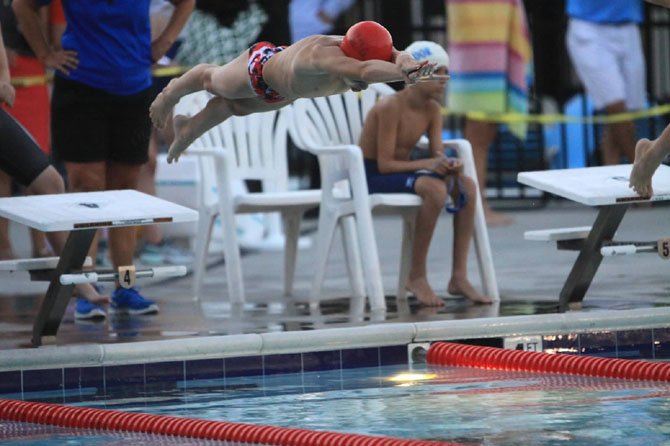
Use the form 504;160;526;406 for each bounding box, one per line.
111;287;159;315
75;298;107;320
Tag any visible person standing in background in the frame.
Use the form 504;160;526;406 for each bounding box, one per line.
135;0;194;267
13;0;194;317
565;0;646;166
446;0;532;226
289;0;354;42
0;1;54;259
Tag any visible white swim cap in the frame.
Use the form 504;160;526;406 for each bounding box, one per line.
405;41;449;69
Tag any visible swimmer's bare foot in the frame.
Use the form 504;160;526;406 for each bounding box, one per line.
629;138;656;197
149;79;180;129
166;115;193;163
406;277;444;307
75;283;110;305
447;276;492;304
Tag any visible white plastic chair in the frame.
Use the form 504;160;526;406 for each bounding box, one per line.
289;84;499;311
173;92;321;303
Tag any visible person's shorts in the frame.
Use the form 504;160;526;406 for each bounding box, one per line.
566;18;646;110
51;76;152;164
364;159;466;213
0;108;50;187
363;159;443;194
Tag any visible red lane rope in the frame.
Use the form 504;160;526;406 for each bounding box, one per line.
426;342;670;381
0;398;467;446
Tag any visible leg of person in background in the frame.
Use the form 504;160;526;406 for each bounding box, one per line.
464;119;513;226
105;161;158;315
137;127;164;252
29;228;52;257
25;165;109;307
66;160;158;316
0;171;15;259
600;100;636;165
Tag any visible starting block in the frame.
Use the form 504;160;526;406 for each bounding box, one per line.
518;164;670;311
0;189;198;346
0;256;92;271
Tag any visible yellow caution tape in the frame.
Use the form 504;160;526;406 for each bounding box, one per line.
444;103;670;125
10;67;670;126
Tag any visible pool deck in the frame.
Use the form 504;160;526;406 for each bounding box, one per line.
1;199;669;353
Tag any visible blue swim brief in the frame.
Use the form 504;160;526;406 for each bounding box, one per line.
363;158;466;213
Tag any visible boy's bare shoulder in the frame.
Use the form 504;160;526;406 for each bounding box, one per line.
372;92;403;114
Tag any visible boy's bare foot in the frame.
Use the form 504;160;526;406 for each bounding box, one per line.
406;277;444;307
447;276;492;304
149;80;180;129
484;207;513;227
166;115;193;163
629;138;655;197
75;283;110;305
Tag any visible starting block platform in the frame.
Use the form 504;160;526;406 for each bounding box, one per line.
518;164;670;311
0;190;198;347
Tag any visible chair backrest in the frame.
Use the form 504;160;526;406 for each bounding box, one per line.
290;83;394;150
174;92;290;196
290;84;395;198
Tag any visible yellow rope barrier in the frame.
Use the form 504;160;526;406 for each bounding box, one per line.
10;67;670;125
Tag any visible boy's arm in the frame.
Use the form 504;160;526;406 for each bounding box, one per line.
13;0;78;74
373;100;451;175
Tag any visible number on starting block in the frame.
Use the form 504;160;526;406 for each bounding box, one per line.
658;238;670;260
118;265;137;288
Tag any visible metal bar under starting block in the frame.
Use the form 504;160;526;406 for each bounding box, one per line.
60;265;187;285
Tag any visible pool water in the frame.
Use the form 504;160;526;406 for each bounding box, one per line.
2;364;670;445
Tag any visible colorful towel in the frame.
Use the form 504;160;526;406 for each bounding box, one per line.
447;0;532;139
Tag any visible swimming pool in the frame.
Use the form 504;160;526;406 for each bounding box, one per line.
2;308;670;445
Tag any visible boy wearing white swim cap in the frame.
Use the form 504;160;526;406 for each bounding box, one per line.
358;41;492;306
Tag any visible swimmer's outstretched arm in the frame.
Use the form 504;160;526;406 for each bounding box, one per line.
313;47;443;86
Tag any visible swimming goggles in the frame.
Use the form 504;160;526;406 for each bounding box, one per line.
445;176;466;214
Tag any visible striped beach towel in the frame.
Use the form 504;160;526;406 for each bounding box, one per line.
447;0;532;139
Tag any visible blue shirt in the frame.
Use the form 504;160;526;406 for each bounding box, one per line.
37;0;152;95
566;0;643;24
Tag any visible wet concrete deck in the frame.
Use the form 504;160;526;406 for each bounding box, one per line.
1;200;669;351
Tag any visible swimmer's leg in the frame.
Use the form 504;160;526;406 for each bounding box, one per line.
151;52;253;129
168;96;289;163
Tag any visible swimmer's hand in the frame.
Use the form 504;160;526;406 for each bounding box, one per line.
41;50;79;76
403;60;438;84
0;81;16;107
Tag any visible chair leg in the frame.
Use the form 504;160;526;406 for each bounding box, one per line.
353;206;386;312
192;211;215;302
281;211;301;296
340;215;365;299
396;214;415;302
472;194;500;301
220;207;246;304
310;206;339;301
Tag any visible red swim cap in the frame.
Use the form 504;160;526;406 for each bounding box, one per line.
340;21;393;62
